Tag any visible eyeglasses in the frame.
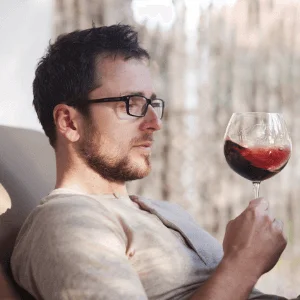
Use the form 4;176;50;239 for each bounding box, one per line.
86;95;165;119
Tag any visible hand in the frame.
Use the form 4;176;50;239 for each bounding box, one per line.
222;198;287;280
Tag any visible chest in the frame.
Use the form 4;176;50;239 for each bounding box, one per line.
117;208;214;299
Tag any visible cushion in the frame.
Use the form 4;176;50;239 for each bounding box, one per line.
0;125;55;298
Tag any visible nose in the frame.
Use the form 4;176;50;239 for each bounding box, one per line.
139;105;162;131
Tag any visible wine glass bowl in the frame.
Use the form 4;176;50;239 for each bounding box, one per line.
224;112;292;197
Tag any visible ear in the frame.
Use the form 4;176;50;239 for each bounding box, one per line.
53;104;82;143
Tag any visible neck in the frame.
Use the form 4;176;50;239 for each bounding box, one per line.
55;152;128;197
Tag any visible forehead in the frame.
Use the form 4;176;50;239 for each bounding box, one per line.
92;56;153;97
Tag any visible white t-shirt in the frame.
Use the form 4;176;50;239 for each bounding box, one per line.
10;189;290;300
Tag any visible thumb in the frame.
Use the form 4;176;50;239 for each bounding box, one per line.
249;197;269;211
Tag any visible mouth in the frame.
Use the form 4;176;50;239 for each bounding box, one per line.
133;141;153;153
134;142;153;148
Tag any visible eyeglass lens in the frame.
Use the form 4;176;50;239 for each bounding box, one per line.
129;96;163;118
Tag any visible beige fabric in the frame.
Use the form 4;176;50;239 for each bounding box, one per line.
0;184;11;215
0;126;55;271
10;189;297;300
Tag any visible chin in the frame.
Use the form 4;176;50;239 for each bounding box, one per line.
130;157;151;179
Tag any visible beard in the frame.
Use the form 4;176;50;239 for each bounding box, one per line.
75;120;152;183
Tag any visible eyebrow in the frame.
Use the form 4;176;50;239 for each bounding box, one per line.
121;91;157;100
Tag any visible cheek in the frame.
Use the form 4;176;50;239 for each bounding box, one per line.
102;129;134;153
91;112;137;152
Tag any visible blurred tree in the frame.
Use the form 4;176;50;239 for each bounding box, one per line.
54;0;133;36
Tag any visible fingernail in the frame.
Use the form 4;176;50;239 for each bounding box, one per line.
249;197;268;210
249;197;264;205
258;198;269;210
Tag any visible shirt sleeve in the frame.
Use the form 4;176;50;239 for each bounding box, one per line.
249;287;299;299
11;196;148;300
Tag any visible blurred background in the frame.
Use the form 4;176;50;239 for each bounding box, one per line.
1;0;300;297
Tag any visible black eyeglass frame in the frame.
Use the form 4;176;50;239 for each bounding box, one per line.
85;95;165;119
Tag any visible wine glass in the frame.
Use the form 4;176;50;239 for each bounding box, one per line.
224;112;292;198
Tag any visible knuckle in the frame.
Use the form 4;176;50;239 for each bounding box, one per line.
282;235;288;244
226;220;232;229
280;237;287;249
263;214;273;224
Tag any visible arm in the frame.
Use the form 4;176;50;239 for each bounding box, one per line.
190;198;287;300
189;256;258;300
11;197;148;300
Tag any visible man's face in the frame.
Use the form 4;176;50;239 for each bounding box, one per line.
76;56;162;183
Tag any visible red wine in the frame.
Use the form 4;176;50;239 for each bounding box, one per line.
224;140;291;181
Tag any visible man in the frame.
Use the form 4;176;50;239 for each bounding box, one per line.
10;24;298;300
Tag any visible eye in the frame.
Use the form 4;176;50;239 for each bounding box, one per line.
129;103;138;107
129;96;145;106
116;102;127;110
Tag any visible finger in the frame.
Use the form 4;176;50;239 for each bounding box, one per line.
249;197;269;211
225;220;232;231
272;219;288;242
249;197;265;207
268;211;275;222
273;218;284;231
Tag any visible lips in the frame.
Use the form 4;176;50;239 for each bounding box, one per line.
134;142;153;147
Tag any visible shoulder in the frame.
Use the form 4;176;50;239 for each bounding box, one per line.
14;193;127;251
40;192;111;211
32;193;117;223
11;194;139;299
11;193;128;263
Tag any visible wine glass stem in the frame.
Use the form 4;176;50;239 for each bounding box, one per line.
253;181;261;198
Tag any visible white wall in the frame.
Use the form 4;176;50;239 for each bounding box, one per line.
0;0;53;131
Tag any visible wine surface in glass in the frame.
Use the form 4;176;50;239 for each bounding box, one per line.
224;139;291;181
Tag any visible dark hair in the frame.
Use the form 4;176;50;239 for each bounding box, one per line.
33;24;150;148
